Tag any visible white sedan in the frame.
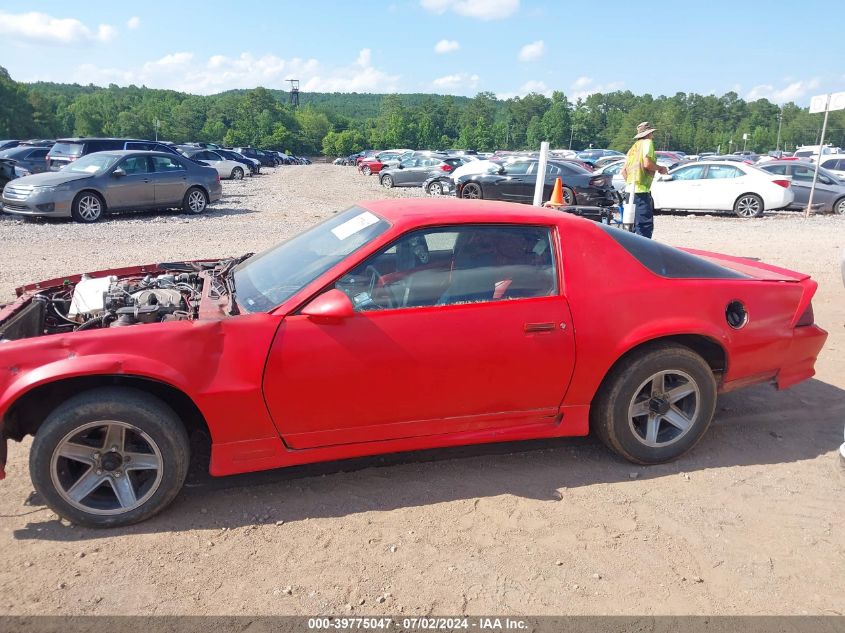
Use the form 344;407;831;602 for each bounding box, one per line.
651;161;795;217
183;149;249;180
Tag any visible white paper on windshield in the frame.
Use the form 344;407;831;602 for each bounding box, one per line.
331;211;380;240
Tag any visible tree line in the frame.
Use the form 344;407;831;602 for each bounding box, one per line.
1;66;842;157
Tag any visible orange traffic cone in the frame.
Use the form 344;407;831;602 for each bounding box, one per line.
545;177;564;208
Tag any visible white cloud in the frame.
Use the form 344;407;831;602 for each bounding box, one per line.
127;16;141;30
0;11;118;44
72;49;399;95
570;76;624;100
746;78;820;103
497;80;551;99
434;39;460;54
432;73;480;91
421;0;519;20
517;40;544;62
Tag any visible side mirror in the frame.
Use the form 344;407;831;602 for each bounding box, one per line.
112;167;126;178
496;166;505;175
300;289;355;321
397;164;404;169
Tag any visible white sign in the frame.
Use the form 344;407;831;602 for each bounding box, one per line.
742;133;749;140
331;211;380;241
830;91;845;112
809;94;829;114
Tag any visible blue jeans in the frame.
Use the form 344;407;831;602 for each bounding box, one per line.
634;192;654;239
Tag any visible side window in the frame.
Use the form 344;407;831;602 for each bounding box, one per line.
672;165;706;180
545;163;561;176
27;148;49;159
151;156;184;172
765;165;787;175
705;165;742;179
505;162;532;175
791;166;814;182
207;152;223;161
119;156;150;175
335;225;557;312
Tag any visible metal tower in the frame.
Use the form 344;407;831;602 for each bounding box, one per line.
287;79;300;108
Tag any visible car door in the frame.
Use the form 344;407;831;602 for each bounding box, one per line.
262;224;575;449
788;163;838;210
23;148;49;173
150;155;189;205
494;161;534;201
393;158;417;185
105;155;154;209
701;164;746;211
651;164;707;210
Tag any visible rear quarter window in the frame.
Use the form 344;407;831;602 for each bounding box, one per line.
599;225;749;279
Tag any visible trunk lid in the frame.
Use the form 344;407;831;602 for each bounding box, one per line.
680;248;810;282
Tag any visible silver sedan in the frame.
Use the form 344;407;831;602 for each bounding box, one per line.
1;150;222;222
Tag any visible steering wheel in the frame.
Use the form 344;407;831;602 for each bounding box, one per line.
364;265;394;309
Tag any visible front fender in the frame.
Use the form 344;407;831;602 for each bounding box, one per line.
0;353;191;422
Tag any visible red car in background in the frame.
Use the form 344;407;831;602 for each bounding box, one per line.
0;199;826;526
359;150;411;175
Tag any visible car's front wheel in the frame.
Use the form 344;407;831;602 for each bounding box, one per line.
832;196;845;215
361;166;372;176
231;167;244;180
71;192;105;223
591;343;716;464
29;387;190;528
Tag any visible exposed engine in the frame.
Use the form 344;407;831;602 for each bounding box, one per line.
0;271;204;341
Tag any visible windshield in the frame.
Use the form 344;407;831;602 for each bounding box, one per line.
63;153;119;174
50;142;84;157
234;206;391;312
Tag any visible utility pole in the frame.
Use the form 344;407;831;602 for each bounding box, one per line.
775;108;783;152
568;126;574;150
154;118;161;142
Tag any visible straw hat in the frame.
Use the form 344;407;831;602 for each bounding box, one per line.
634;121;657;139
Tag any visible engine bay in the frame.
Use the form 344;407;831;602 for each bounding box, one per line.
0;267;207;342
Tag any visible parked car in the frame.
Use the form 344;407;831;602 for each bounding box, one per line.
651;161;794;217
379;156;464;188
0;144;52;174
793;145;838;162
359;150;412;175
182;149;249;180
0;198;826;526
233;147;276;168
0;140;21;151
47;138;178;171
817;155;845;181
594;156;625;170
1;150;221;222
455;159;617;207
214;149;260;175
758;160;845;215
577;149;624;165
0;158;30;189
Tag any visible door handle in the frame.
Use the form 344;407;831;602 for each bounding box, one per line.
524;322;556;333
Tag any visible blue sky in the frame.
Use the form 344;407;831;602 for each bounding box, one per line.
1;0;842;103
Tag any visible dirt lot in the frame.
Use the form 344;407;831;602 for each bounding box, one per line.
0;165;843;616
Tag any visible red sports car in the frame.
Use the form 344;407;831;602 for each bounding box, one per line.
358;151;408;176
0;199;826;526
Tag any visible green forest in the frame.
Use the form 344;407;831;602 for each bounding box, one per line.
1;65;842;157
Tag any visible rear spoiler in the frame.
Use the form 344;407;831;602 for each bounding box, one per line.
680;248;810;283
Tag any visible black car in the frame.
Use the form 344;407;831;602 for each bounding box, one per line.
379;155;464;188
455;159;617;207
0;140;21;152
215;149;260;175
234;147;276;168
46;138;180;171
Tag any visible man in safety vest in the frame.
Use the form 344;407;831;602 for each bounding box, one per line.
622;121;668;238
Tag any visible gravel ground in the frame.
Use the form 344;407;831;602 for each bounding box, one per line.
0;164;843;616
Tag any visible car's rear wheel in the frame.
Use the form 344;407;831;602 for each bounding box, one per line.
461;182;482;199
362;166;372;176
71;192;105;223
182;187;208;214
734;193;763;218
832;196;845;215
29;387;190;528
563;186;576;206
231;167;244;180
591;343;716;464
381;174;394;188
427;180;444;196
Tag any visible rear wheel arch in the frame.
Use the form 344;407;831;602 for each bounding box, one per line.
4;375;211;456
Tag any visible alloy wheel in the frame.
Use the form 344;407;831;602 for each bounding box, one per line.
77;195;102;221
50;421;163;516
188;190;206;213
462;183;481;199
627;370;701;448
735;195;761;218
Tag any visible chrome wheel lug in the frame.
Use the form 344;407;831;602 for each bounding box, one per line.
96;469;103;476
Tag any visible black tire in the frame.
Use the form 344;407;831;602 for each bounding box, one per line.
71;191;105;223
182;187;208;215
591;343;717;464
427;180;444;196
563;186;576;206
29;387;190;528
362;165;372;176
381;174;394;188
733;193;763;218
461;182;483;199
230;167;244;180
832;196;845;216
